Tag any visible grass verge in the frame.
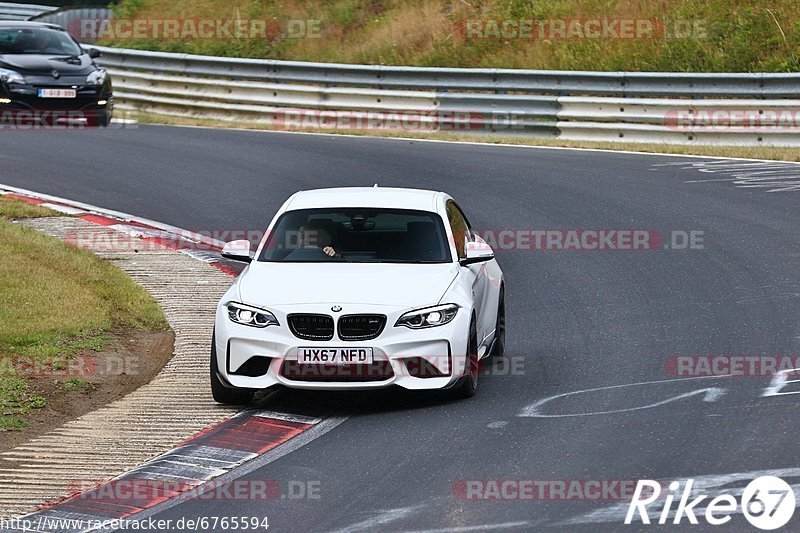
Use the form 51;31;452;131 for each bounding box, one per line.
106;0;800;72
0;197;169;430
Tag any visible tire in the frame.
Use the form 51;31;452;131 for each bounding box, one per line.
451;318;479;399
86;109;111;128
210;332;254;405
491;285;506;357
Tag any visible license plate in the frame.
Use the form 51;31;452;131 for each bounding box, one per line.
38;89;76;98
297;347;374;365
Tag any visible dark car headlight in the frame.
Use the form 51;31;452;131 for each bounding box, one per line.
395;304;459;329
0;68;25;85
86;69;107;86
226;302;279;328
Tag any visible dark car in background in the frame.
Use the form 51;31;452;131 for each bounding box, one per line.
0;21;112;127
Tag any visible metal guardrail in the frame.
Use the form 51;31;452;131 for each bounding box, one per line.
30;6;112;42
0;2;55;21
98;47;800;145
1;4;798;144
94;46;800;98
76;44;800;145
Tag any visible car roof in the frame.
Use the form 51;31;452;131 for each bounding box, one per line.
285;187;446;212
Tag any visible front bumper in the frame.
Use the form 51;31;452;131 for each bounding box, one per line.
214;302;471;391
0;79;111;122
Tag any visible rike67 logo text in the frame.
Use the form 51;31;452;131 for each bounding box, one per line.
626;476;795;530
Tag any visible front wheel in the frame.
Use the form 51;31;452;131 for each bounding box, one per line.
86;109;112;128
211;332;254;405
451;318;479;399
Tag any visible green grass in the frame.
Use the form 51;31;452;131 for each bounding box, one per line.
0;417;27;431
0;222;167;360
0;196;60;219
105;0;800;72
62;377;91;392
0;376;46;429
0;198;169;430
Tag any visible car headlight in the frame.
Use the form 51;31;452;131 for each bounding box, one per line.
226;302;279;328
0;68;25;84
395;304;459;329
86;69;107;86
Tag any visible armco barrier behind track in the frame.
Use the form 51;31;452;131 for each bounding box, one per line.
88;45;800;146
0;2;55;21
3;2;798;145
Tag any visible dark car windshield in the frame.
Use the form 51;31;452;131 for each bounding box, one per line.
0;27;82;56
259;208;452;263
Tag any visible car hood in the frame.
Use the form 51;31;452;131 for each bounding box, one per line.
238;262;459;308
0;54;94;75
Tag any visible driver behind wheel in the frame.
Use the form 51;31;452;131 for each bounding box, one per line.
289;221;340;259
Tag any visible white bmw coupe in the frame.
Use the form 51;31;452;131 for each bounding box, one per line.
211;187;505;403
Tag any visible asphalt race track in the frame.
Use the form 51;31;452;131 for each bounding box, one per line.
2;125;799;531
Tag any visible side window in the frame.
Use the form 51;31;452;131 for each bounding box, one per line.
446;201;473;259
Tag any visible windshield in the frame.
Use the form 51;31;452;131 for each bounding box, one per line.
0;27;82;56
259;208;452;263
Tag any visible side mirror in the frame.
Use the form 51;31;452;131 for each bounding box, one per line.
87;48;101;59
221;240;253;263
460;238;494;266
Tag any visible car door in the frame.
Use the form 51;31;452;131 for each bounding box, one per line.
446;201;491;349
